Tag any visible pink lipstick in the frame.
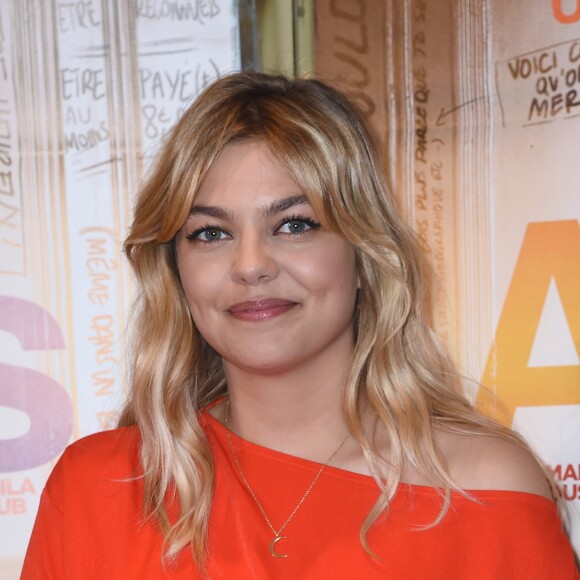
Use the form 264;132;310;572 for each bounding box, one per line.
228;299;297;321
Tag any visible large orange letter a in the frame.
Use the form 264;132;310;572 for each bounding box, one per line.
479;220;580;424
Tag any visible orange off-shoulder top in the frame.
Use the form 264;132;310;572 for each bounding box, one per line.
22;410;579;579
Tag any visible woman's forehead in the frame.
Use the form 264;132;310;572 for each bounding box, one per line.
192;142;307;205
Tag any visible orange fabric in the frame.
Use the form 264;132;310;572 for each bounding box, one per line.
22;411;579;579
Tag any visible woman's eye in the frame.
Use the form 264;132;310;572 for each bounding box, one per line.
277;216;320;235
186;227;229;243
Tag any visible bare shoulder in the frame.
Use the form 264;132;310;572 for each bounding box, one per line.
434;427;554;500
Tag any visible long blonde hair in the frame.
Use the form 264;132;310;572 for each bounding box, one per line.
119;72;554;563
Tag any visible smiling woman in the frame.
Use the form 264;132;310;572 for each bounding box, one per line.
176;141;358;375
22;73;579;578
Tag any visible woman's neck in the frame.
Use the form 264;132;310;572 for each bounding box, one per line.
214;359;351;463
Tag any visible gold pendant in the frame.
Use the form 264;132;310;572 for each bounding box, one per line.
269;535;288;559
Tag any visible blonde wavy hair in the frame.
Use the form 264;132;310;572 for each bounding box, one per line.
119;72;556;565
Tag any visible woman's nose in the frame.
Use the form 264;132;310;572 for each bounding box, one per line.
231;233;279;286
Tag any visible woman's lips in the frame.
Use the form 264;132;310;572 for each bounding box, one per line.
228;299;297;321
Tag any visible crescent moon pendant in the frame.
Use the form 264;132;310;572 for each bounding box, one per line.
269;535;288;559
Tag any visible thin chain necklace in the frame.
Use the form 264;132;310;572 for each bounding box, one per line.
224;399;351;559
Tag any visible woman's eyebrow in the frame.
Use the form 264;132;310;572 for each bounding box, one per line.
188;206;234;220
263;195;310;217
188;195;310;220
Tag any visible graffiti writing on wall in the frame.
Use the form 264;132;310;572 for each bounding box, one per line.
137;0;226;154
496;39;580;126
0;8;23;274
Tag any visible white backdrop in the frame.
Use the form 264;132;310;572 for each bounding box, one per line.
0;1;239;577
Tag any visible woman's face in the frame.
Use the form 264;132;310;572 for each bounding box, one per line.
176;140;359;375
